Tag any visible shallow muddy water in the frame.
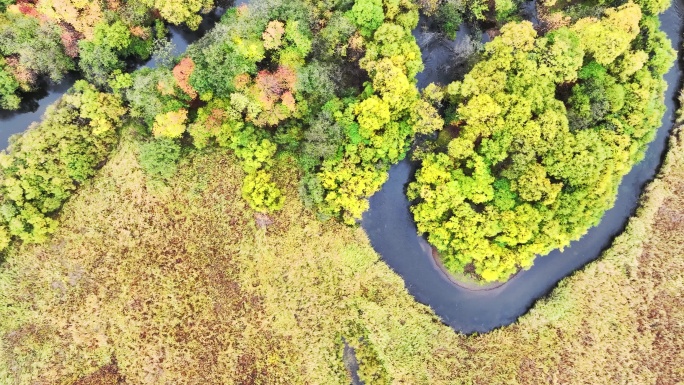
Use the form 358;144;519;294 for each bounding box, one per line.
363;2;684;333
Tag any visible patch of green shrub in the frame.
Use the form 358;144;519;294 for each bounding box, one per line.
138;138;182;179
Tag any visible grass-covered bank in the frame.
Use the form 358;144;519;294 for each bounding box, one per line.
0;131;307;383
0;121;682;384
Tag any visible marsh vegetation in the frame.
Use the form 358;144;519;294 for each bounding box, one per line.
0;0;682;383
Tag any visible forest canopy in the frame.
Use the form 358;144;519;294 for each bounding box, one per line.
125;0;441;221
0;0;214;109
408;3;675;282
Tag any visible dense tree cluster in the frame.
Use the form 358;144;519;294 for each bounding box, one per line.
78;19;159;87
139;0;214;30
0;11;73;109
121;0;439;218
0;80;123;249
433;0;518;39
409;3;674;282
0;0;217;109
303;0;442;223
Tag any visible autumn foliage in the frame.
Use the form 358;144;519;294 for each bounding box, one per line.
262;20;285;50
173;57;198;99
0;0;215;109
249;66;297;126
0;0;681;383
152;109;188;138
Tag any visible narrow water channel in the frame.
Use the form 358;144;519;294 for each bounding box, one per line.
362;1;684;333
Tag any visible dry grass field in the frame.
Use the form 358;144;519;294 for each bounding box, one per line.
0;126;682;384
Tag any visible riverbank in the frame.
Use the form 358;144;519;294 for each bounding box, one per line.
430;247;516;290
0;121;682;384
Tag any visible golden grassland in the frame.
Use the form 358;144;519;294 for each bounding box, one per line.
0;125;682;384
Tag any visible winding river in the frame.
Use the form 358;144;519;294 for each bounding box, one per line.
362;0;684;333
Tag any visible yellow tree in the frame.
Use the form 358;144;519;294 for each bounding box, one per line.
572;3;641;66
37;0;103;39
152;109;188;138
139;0;213;30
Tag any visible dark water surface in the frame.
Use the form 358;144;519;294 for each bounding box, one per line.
363;2;684;333
0;73;78;147
413;19;487;89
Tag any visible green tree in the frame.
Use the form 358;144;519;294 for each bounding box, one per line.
78;20;148;86
139;0;214;30
435;1;463;39
0;12;74;86
572;3;641;66
0;0;13;11
138;138;182;179
347;0;384;37
125;68;182;125
0;58;20;110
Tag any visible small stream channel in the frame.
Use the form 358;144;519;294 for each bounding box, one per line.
362;0;684;333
